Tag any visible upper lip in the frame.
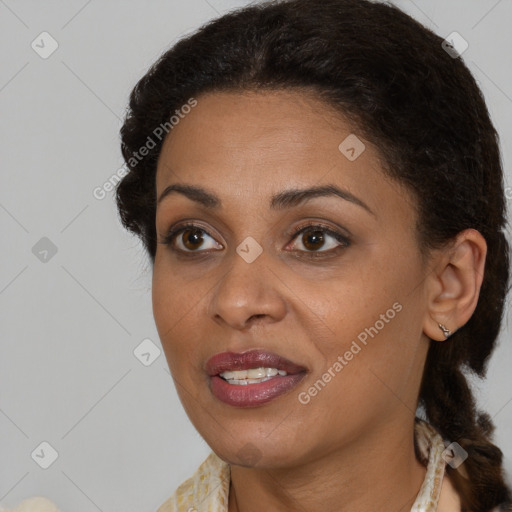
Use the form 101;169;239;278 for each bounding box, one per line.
205;349;307;376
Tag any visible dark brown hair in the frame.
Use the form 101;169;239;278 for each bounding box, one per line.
115;1;512;510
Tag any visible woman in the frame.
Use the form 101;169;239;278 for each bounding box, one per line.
115;0;512;510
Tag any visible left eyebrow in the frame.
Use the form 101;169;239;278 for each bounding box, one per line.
157;183;375;217
270;184;375;216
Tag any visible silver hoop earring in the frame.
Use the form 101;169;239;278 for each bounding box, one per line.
438;323;451;339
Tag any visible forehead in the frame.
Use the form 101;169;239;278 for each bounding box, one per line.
154;89;412;223
157;89;377;181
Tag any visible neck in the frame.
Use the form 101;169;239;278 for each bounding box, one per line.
228;417;427;512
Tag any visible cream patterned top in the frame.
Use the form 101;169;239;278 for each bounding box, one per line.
157;418;457;512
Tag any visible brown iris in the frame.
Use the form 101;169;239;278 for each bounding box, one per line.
301;229;325;251
182;228;205;250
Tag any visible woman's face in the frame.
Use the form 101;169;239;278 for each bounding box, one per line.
153;89;432;468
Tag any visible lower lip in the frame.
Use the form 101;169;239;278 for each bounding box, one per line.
210;373;306;407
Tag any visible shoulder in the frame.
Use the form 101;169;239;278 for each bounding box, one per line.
0;497;59;512
156;472;197;512
156;451;230;512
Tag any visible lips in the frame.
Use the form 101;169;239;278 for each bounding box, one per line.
205;349;307;408
205;349;307;376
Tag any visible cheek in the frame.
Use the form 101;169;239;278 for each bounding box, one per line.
151;266;195;357
313;255;425;377
299;301;423;441
151;261;219;393
152;269;172;337
152;257;204;323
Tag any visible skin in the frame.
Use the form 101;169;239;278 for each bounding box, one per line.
152;90;486;512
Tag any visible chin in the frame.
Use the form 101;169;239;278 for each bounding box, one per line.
202;425;305;469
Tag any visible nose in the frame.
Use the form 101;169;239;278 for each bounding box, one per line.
208;250;287;331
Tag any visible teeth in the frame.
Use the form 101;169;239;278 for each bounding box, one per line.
220;367;288;384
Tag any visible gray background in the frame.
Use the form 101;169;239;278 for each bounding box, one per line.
1;1;511;511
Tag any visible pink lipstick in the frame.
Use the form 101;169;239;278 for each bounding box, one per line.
205;349;307;407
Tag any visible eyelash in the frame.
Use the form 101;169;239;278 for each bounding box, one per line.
159;221;351;258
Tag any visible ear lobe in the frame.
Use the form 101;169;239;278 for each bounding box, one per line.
423;229;487;342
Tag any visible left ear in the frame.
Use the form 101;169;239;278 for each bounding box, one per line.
423;228;487;341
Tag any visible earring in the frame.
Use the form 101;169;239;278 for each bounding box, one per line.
438;323;451;339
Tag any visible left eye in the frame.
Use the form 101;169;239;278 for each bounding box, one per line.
288;225;350;253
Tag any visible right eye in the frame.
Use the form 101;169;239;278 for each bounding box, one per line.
160;223;224;253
